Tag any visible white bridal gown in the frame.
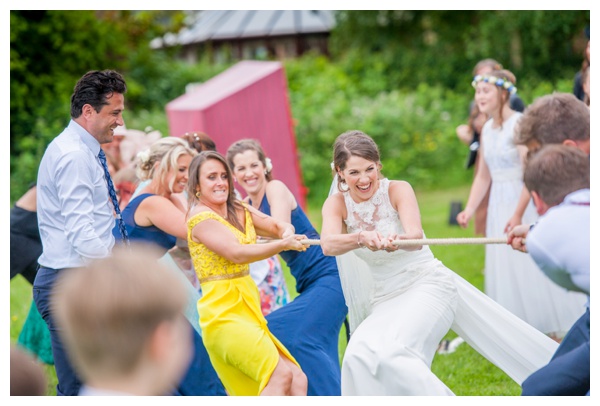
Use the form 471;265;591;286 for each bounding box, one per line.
332;178;558;396
481;113;587;335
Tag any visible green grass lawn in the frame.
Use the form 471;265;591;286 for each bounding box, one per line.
10;184;520;396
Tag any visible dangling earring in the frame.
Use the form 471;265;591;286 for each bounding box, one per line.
337;177;349;192
195;190;201;198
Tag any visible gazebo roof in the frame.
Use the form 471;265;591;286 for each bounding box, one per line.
152;10;336;48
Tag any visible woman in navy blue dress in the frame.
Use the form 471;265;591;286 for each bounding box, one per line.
114;137;226;395
226;139;348;396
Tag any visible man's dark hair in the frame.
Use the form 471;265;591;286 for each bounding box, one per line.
70;70;127;118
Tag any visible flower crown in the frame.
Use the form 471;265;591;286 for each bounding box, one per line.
471;74;517;95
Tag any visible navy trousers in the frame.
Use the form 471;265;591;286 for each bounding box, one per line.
521;307;590;396
33;266;81;396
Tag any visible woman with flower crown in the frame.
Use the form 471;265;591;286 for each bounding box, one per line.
456;70;587;339
226;139;348;395
321;130;559;395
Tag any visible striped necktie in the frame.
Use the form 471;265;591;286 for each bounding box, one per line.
98;149;129;245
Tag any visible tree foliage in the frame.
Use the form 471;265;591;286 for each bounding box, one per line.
330;10;589;93
10;10;589;204
10;10;186;149
9;10;187;200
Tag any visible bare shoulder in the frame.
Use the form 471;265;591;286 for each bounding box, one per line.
266;179;296;209
388;180;417;205
324;190;344;205
187;204;210;220
323;191;346;216
140;194;176;210
267;179;290;192
388;179;415;194
266;179;294;199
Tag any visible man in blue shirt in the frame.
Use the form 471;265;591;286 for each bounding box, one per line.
33;70;127;396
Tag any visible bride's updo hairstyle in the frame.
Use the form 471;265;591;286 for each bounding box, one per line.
332;130;382;192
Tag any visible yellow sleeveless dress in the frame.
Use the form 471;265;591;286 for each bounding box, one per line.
187;208;300;396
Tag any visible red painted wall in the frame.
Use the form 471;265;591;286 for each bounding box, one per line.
166;60;307;209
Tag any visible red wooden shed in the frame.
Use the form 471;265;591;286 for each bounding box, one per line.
165;60;307;209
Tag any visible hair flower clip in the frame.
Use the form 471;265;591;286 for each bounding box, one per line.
136;149;150;163
265;157;273;173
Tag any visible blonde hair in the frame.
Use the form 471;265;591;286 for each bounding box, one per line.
51;244;187;381
136;137;197;191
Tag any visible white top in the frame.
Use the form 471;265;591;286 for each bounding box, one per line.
37;120;115;268
527;189;590;298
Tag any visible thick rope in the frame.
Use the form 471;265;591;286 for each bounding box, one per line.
258;237;508;247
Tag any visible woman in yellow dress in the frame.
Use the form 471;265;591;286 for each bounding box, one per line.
186;151;308;396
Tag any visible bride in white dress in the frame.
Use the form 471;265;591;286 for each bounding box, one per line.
320;130;558;395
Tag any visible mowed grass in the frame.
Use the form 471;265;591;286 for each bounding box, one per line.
10;184;519;396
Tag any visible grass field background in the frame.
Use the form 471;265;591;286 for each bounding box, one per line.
10;184;520;396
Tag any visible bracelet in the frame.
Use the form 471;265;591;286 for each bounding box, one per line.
357;231;364;248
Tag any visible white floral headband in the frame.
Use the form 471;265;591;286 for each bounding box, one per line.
471;74;517;95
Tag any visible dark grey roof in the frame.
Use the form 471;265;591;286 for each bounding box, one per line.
152;10;336;48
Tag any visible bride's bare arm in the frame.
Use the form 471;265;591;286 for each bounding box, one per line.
387;181;424;251
320;193;359;256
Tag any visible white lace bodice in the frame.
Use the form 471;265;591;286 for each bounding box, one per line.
343;178;434;265
344;178;401;236
342;178;449;305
